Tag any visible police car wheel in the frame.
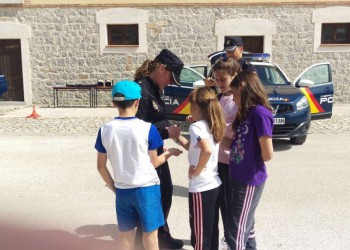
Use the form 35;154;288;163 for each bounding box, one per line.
290;135;307;145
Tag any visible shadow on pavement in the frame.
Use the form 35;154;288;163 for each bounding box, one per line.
273;139;293;151
183;239;191;248
0;223;118;250
173;184;188;198
75;224;118;240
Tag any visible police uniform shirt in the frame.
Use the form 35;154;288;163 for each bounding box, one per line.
238;58;256;72
136;76;171;140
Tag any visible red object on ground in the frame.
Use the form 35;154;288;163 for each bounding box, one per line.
26;106;41;118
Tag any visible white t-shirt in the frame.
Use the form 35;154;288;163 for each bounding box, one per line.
188;120;222;193
95;117;162;189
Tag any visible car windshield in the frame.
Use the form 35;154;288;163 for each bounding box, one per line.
255;65;289;86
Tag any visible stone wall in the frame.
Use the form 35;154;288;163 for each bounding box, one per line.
0;5;349;105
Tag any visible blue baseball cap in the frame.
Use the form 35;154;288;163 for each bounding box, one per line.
224;36;243;51
112;80;142;101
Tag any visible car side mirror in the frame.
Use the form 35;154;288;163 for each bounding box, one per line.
193;80;205;89
297;79;314;88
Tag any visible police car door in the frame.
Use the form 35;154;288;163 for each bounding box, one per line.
293;62;333;120
163;66;206;120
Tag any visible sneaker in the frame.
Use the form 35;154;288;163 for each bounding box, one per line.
159;236;184;249
219;237;228;250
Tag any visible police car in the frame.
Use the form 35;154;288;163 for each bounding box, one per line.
163;53;333;145
0;70;8;97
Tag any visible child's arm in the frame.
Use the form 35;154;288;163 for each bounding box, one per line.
175;135;190;151
220;136;233;148
97;152;115;194
189;138;212;177
259;135;273;161
149;148;183;168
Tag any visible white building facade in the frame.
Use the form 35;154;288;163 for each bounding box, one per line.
0;1;349;105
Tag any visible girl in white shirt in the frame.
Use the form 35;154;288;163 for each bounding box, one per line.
176;87;226;250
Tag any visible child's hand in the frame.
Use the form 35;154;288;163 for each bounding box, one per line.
188;165;206;178
168;148;183;156
188;165;195;179
167;124;181;139
185;115;194;123
204;77;216;87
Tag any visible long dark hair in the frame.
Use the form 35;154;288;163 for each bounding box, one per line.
230;71;272;125
188;87;226;143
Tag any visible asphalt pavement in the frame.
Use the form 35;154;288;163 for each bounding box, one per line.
0;104;349;249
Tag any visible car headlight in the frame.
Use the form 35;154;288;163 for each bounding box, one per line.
296;96;309;110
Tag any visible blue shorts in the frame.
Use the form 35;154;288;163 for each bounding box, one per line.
115;185;165;233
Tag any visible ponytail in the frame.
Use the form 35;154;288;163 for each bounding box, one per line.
134;60;151;81
189;87;226;143
134;59;162;81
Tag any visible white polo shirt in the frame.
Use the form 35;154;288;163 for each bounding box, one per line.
188;120;222;193
95;117;163;189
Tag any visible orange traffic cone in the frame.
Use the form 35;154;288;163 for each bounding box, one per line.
26;105;41;119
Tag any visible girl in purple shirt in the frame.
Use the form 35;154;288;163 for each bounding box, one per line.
223;71;274;250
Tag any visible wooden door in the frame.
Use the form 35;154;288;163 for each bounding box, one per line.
0;39;24;101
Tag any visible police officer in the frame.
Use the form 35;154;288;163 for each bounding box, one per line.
205;36;256;88
223;36;256;72
134;49;184;249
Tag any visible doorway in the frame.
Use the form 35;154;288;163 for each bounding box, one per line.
0;39;24;101
242;36;264;53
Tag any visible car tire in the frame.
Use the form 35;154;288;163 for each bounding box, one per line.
290;135;307;145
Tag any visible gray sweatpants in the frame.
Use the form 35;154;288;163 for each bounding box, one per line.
225;178;265;250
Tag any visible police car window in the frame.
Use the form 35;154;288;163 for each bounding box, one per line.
298;64;330;86
180;68;203;87
188;66;207;77
255;65;288;86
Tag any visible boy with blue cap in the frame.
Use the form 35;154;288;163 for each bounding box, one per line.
95;80;182;250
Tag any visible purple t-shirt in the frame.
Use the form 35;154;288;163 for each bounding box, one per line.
229;105;273;186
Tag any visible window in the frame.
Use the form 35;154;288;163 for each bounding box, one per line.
241;36;264;53
298;64;330;86
96;8;148;54
215;19;276;56
255;65;289;86
222;36;264;53
180;67;204;87
321;23;350;44
312;7;350;52
107;24;139;46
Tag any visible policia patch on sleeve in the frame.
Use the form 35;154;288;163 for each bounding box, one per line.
152;100;160;112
